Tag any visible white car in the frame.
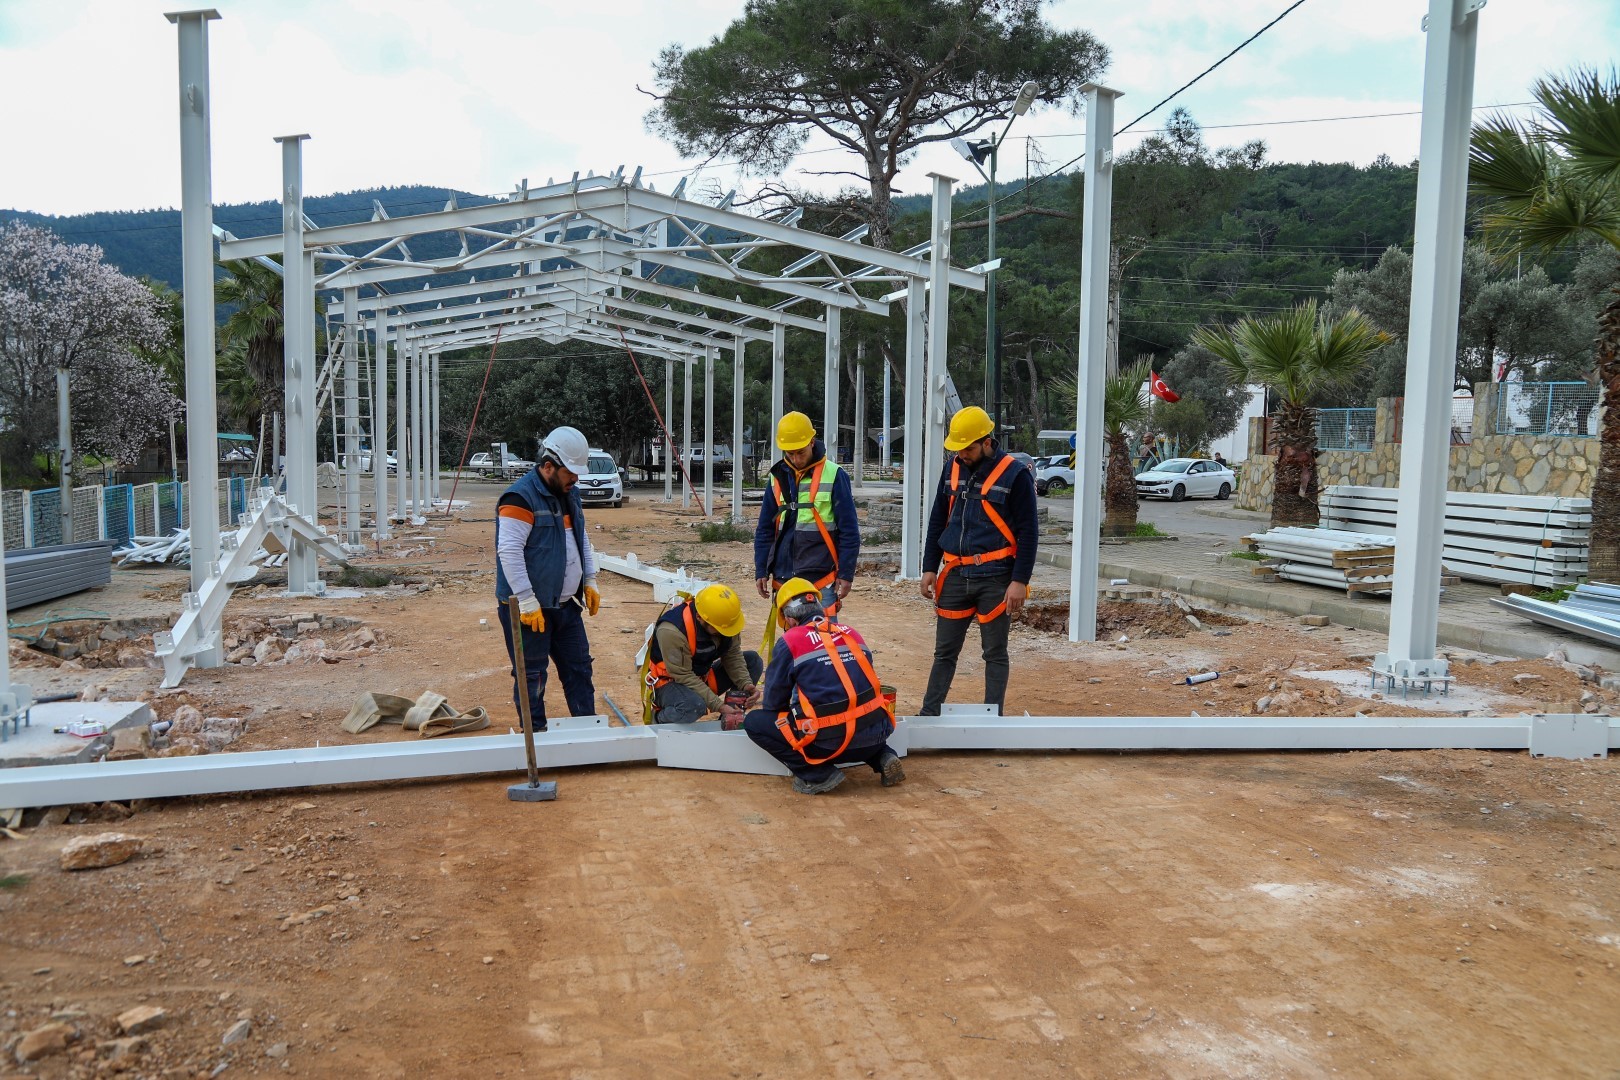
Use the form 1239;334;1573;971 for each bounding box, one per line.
577;449;625;508
1035;460;1075;495
1134;457;1236;501
468;452;494;473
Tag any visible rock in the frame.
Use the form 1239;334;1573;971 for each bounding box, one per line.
222;1019;252;1046
1299;615;1330;627
1232;676;1251;689
353;627;377;648
296;621;321;636
282;639;328;663
1087;677;1102;684
16;1022;72;1063
266;1042;290;1059
124;955;147;967
99;1037;145;1061
60;832;144;871
280;905;335;930
254;638;285;664
116;1005;167;1035
1186;615;1203;631
1511;673;1543;685
170;704;205;734
809;953;831;963
1255;696;1273;714
225;645;254;664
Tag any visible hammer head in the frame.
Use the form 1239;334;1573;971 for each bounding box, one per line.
507;781;558;803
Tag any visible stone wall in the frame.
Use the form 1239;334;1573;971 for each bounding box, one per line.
1233;383;1601;513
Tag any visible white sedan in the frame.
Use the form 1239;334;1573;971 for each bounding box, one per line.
1135;457;1236;501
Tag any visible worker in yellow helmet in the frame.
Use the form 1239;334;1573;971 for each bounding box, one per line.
918;406;1038;716
742;577;903;795
642;584;762;725
754;411;859;613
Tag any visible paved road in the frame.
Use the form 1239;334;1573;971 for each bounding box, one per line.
1038;490;1264;549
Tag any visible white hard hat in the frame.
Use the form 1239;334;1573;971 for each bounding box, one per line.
540;426;591;473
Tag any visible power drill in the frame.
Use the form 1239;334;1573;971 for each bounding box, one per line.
721;689;750;730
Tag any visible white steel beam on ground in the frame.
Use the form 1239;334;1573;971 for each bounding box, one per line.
170;8;222;670
430;352;441;501
652;721;909;777
824;306;841;459
771;323;786;469
0;726;657;809
732;337;746;525
1389;0;1482;668
277;134;319;596
703;346;715;519
900;278;926;578
596;553;715;602
682;355;693;510
664;360;675;502
373;312;390;540
1070;84;1122;643
921;174;955;543
342;288;361;545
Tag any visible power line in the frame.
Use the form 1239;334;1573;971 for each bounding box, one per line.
1128;275;1331;291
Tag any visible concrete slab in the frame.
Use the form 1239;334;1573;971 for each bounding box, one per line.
1291;669;1517;714
0;701;154;769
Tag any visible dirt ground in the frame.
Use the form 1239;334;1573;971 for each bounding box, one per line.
1;480;1618;1078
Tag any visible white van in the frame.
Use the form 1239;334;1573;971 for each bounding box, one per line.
579;448;625;507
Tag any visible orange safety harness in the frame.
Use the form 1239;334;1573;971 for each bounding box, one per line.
773;619;894;766
769;463;840;598
643;603;722;694
935;454;1019;624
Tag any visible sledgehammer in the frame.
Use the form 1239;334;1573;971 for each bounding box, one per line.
506;596;557;803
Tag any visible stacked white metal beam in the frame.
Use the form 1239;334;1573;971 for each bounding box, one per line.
1244;526;1396;593
1492;582;1620;648
1324;485;1589;589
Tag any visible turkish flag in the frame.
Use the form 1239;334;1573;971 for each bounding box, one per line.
1150;371;1180;403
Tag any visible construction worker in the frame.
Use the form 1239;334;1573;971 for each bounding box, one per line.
754;411;859;612
918;406;1038;716
494;425;601;729
644;584;763;724
743;577;903;794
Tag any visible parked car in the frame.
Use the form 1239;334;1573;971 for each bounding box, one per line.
1035;456;1076;495
1134;457;1236;502
501;457;535;480
468;452;494;473
578;449;625;508
1005;451;1036;474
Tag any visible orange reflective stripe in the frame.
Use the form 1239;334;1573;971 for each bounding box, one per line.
933;454;1019;620
497;505;535;525
805;465;839;572
646;603;702;691
977;600;1008;624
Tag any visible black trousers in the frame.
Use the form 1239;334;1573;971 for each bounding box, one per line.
653;651;764;723
743;709;891;783
497;601;594;727
920;570;1012;715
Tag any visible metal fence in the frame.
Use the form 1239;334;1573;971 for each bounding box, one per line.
1315;408;1377;451
1495;381;1600;437
0;480;226;552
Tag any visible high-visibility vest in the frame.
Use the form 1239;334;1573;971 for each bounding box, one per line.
769;458;840;590
935;453;1019;624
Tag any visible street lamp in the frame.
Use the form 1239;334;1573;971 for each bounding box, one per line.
953;79;1039;443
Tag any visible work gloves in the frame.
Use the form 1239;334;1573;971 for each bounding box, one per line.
582;576;601;617
517;595;546;633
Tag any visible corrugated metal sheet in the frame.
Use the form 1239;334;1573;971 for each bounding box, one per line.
4;540;115;611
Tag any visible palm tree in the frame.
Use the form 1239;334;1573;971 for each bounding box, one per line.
1194;302;1387;529
1053;359;1152;535
217;258;286;417
1470;67;1620;577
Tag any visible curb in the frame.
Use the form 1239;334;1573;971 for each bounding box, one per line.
1035;548;1619;665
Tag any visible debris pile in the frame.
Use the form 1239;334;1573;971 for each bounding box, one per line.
1016;599;1246;638
16;614;385;673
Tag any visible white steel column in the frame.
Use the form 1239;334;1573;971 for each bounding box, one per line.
430;352;441;502
342;287;361;544
373;312;390;540
1389;0;1482;667
0;465;28;730
393;323;406;523
703;345;715;518
412;344;426;524
732;337;746;524
824;306;841;461
853;362;865;489
771;323;786;468
900;277;926;579
663;360;674;502
56;366;73;544
883;356;892;471
921;174;955;539
1069;84;1122;643
277;133;318;595
682;356;694;510
169;8;221;669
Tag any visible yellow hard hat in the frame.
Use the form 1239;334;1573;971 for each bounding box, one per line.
694;584;746;638
944;406;995;451
775;577;820;616
776;411;816;452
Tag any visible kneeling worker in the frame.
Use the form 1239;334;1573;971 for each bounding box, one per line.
743;577;903;795
645;584;763;725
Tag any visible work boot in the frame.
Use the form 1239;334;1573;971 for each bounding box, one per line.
791;771;845;795
877;749;905;788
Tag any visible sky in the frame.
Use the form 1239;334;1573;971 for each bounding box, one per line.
1;0;1616;219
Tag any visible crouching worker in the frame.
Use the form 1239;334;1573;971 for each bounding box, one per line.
645;584;763;725
744;577;903;795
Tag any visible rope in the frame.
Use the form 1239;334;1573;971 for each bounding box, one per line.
445;324;505;512
615;328;705;513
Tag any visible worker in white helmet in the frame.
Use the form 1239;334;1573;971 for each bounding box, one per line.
494;425;601;727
